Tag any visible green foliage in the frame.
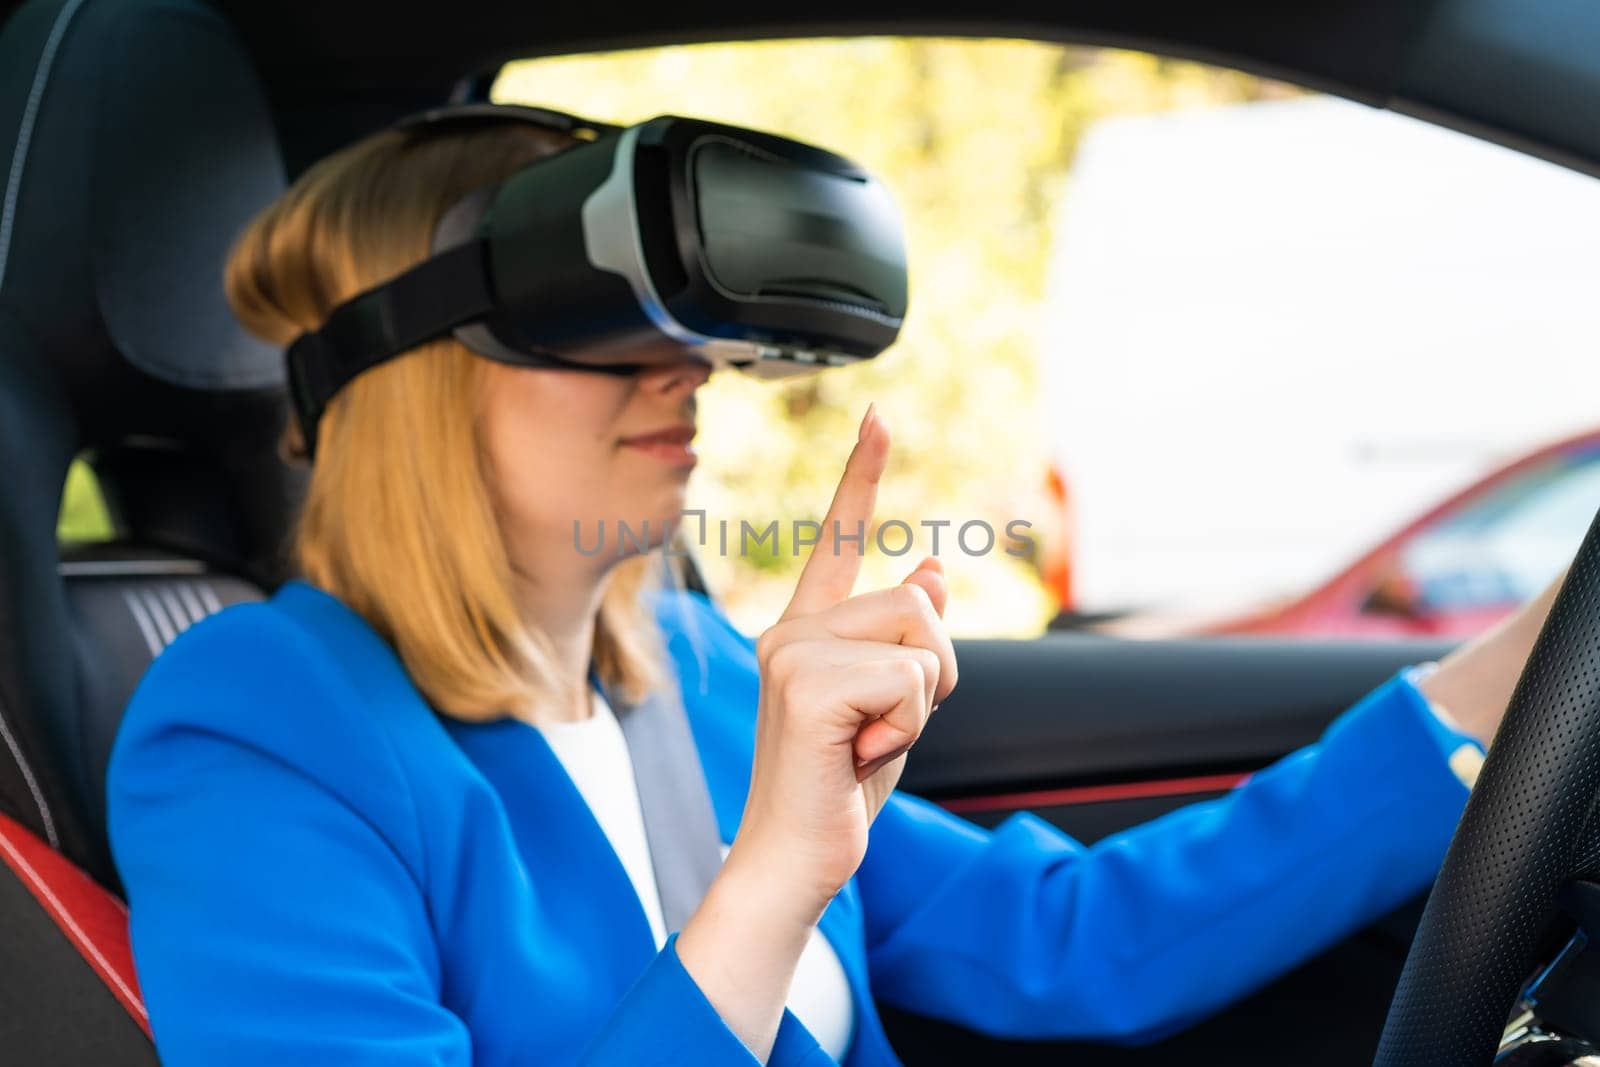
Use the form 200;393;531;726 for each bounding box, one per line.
58;458;115;544
496;39;1287;635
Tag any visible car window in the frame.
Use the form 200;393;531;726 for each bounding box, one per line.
57;457;115;545
495;38;1600;641
1398;450;1600;613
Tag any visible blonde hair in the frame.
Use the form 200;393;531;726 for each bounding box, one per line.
226;120;663;719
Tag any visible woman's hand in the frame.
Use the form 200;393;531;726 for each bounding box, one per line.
675;405;958;1060
735;404;957;905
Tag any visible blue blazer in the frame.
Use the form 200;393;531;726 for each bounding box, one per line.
107;578;1476;1065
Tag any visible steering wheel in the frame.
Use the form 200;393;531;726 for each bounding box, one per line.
1375;516;1600;1065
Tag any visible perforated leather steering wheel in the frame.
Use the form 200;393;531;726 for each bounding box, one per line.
1375;514;1600;1065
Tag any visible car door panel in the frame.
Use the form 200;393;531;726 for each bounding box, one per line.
901;634;1457;802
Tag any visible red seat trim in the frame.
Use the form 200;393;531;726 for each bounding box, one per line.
0;812;149;1037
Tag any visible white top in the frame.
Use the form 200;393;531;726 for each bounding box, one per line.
537;692;855;1060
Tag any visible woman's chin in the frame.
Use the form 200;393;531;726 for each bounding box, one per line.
601;493;693;557
646;482;692;521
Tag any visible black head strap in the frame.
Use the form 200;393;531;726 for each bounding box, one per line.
284;102;635;459
286;239;496;456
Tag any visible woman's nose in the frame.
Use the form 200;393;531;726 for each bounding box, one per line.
639;357;713;398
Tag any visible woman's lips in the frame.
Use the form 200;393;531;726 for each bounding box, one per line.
618;425;698;467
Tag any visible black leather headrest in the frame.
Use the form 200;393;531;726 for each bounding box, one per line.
0;0;303;881
1;0;284;394
0;0;301;582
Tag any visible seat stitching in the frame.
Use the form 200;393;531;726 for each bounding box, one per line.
138;588;175;647
0;0;91;293
0;700;57;848
120;589;163;660
158;585;192;633
175;581;207;624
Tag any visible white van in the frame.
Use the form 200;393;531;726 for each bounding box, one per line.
1042;94;1600;620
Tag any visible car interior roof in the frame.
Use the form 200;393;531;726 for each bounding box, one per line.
2;0;1590;180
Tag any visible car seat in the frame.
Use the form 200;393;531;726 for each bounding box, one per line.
0;0;301;1058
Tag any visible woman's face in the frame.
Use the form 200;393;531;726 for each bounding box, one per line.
479;354;712;573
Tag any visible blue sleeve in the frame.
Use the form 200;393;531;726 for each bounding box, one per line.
108;605;789;1066
855;672;1477;1044
653;588;1476;1046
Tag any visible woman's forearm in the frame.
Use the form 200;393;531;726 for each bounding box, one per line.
1418;567;1568;747
673;849;826;1062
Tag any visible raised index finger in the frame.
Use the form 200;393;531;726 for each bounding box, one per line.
783;405;889;620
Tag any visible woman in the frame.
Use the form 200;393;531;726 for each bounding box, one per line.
107;113;1554;1066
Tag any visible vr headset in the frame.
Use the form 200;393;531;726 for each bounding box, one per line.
286;103;909;455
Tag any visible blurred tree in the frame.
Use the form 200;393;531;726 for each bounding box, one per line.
496;39;1288;635
57;458;114;544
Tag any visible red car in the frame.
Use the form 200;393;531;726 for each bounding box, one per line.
1204;428;1600;638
